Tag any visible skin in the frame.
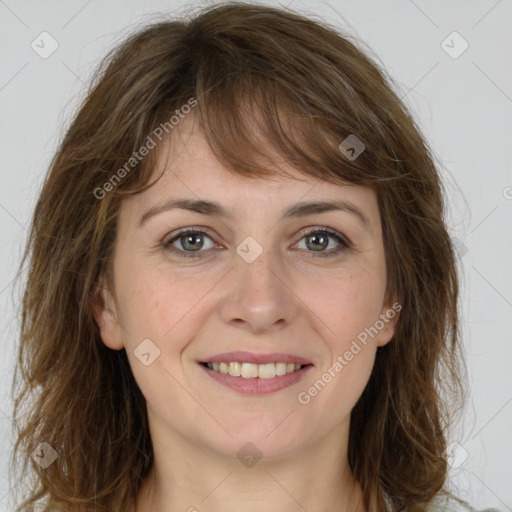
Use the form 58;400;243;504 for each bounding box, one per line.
93;116;399;512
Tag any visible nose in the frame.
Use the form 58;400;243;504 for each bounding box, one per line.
218;251;301;334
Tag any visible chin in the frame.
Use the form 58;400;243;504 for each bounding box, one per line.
202;417;313;462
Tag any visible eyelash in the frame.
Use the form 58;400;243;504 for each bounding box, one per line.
162;227;351;259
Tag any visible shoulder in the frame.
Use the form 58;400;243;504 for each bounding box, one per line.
425;493;502;512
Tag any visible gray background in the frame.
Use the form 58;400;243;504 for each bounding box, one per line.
0;0;511;510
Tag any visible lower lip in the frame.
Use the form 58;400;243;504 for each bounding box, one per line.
199;363;314;395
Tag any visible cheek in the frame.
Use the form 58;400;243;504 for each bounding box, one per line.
114;267;197;401
115;262;200;340
305;265;387;350
297;269;382;416
303;265;385;411
307;346;376;420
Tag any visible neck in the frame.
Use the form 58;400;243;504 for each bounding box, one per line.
133;417;366;512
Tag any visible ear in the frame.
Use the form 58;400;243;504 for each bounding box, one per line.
375;293;401;348
90;279;124;350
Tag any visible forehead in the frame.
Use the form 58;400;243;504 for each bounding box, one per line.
154;115;315;187
160;117;369;190
121;116;380;229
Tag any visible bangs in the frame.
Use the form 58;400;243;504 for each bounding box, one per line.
128;73;381;198
195;73;366;186
114;60;399;199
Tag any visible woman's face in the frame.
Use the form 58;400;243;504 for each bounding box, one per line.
94;119;398;462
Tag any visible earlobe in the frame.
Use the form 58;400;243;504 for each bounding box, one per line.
376;324;395;347
376;297;401;347
90;282;124;350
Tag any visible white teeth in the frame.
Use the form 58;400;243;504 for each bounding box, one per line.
258;363;276;379
241;362;259;378
275;362;287;376
229;362;241;376
205;361;305;378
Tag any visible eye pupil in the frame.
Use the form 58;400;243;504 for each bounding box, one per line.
307;234;328;251
182;233;203;251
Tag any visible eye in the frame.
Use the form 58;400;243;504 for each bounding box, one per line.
163;228;218;259
295;227;350;258
162;226;351;259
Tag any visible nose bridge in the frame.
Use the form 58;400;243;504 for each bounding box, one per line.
240;253;281;300
218;237;300;332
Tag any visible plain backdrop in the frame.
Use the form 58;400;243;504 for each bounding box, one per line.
0;0;511;510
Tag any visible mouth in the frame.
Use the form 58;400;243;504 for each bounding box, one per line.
200;361;310;378
198;352;314;395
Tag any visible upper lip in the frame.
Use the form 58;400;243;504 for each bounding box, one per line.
199;351;313;366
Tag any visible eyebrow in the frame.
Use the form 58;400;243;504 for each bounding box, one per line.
138;198;371;231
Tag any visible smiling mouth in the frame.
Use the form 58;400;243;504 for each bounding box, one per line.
200;361;311;379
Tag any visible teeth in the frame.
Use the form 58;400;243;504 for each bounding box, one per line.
258;363;275;379
205;361;305;378
229;362;241;376
241;363;258;378
275;362;287;376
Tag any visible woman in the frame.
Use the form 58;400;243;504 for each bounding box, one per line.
11;2;500;511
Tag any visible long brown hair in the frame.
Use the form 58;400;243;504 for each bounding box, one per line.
11;2;467;511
